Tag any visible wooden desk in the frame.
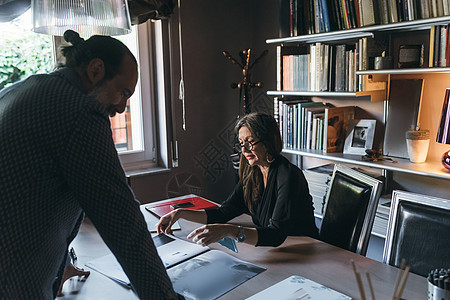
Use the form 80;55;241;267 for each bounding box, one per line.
59;205;427;300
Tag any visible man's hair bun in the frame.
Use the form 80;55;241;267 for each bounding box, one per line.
63;30;85;46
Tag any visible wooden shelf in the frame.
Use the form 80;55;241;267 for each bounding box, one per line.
267;16;450;45
282;148;450;181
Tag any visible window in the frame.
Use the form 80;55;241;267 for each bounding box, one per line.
0;12;171;172
0;10;53;88
114;24;157;170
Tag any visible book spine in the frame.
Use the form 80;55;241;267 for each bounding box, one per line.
443;0;449;15
293;55;298;91
311;115;317;150
318;118;324;150
315;0;321;33
277;46;282;91
407;0;414;19
440;25;447;67
340;0;351;29
360;0;376;26
293;104;297;148
401;0;408;21
396;0;404;21
446;25;450;67
431;0;438;17
310;44;316;91
381;0;390;23
322;45;330;91
294;0;298;36
429;25;435;68
434;25;441;67
322;108;328;152
335;44;346;91
321;0;331;32
420;0;430;18
309;0;316;34
354;0;362;27
346;0;356;28
315;43;322;91
437;0;444;16
297;105;302;149
388;0;399;22
290;0;294;36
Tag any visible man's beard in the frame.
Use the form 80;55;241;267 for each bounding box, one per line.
88;83;117;117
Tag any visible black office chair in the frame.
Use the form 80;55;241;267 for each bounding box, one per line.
319;164;383;256
383;190;450;277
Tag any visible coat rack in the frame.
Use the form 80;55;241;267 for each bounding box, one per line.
223;49;267;116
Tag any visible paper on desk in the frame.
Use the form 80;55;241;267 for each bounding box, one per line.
86;233;209;287
85;234;266;299
167;249;265;300
85;254;131;288
246;275;351;300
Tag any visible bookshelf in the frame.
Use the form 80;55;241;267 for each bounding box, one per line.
267;15;450;234
267;14;450;178
269;16;450;100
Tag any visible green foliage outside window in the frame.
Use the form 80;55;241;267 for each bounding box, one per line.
0;12;53;90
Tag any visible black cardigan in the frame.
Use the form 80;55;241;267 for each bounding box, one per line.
206;155;319;246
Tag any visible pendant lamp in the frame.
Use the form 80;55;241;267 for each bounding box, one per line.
31;0;131;37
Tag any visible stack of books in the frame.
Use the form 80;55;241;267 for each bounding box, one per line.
303;164;334;218
372;195;391;237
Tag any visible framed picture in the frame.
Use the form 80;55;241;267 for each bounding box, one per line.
343;119;376;155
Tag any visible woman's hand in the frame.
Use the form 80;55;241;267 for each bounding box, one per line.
187;224;236;246
156;209;180;235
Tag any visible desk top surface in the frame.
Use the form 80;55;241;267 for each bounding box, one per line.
59;201;427;300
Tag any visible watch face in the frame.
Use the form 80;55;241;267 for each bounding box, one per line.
237;226;246;242
237;234;245;242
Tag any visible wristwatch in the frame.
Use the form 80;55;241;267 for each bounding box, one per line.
236;225;246;243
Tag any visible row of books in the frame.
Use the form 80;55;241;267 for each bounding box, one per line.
303;164;334;217
429;24;450;67
278;100;356;153
279;42;361;92
285;0;450;37
372;195;391;237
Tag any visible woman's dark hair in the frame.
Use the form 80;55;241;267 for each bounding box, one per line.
61;30;136;80
234;112;282;212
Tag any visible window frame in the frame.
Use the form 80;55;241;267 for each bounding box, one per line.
120;18;178;174
118;22;157;171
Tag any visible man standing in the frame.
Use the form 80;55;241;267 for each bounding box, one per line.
0;30;178;299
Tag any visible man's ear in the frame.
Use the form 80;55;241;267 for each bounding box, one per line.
86;58;105;85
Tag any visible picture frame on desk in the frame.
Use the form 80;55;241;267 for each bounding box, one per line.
343;119;376;155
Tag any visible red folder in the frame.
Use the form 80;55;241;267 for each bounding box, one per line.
145;196;219;218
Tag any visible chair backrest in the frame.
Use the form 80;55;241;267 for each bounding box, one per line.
319;164;383;256
383;190;450;277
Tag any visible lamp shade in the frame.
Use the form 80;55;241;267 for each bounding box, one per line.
437;88;450;145
31;0;131;37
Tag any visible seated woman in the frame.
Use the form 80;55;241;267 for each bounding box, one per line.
157;112;319;247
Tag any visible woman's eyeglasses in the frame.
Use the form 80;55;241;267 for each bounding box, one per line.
234;140;260;152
